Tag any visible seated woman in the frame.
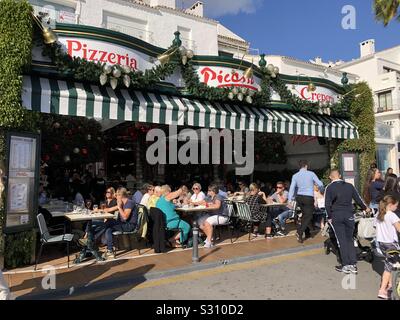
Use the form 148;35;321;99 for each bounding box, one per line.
79;187;118;246
174;185;191;206
198;184;229;248
103;188;138;259
147;186;162;209
246;183;268;236
156;185;191;247
190;183;206;205
235;181;250;195
140;183;154;207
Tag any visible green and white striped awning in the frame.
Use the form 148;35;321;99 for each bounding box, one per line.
22;76;358;139
22;76;186;125
181;98;359;139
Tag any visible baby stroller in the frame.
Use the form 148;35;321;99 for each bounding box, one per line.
323;210;374;264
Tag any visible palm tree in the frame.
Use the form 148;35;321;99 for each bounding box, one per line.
374;0;400;26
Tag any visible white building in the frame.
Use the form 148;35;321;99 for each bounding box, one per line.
29;0;248;56
29;0;356;174
330;40;400;174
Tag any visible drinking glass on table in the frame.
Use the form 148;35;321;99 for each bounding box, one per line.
93;204;98;212
85;199;92;215
100;201;106;212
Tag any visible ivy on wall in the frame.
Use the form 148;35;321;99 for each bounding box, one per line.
0;0;38;268
330;82;376;191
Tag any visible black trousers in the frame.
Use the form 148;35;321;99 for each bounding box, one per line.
149;207;166;253
332;213;356;266
296;195;315;236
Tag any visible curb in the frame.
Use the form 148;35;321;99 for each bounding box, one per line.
16;242;323;300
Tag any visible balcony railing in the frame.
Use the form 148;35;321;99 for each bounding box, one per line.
180;37;197;53
102;22;154;43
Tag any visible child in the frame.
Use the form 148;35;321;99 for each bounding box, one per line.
313;184;326;230
376;195;400;299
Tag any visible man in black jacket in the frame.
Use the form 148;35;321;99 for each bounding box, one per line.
325;169;370;274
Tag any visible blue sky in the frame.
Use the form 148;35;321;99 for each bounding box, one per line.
183;0;399;62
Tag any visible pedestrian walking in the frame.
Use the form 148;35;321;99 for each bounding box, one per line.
0;269;10;300
325;169;370;274
288;160;324;243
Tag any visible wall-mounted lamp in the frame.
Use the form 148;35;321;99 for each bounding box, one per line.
157;47;178;66
30;12;58;44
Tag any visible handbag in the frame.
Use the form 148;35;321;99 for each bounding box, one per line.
357;217;376;239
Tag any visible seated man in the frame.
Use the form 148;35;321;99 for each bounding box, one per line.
198;184;229;248
267;181;289;237
274;204;296;236
103;188;138;259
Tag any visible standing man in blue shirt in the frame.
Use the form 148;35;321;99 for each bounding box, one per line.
288;160;324;243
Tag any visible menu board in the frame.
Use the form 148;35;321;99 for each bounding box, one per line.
9;137;35;170
5;134;39;231
8;178;29;212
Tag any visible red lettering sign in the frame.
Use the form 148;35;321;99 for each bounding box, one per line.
199;67;258;91
65;40;138;70
291;135;318;145
299;87;334;103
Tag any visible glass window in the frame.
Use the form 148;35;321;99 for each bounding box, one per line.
378;91;392;111
376;144;392;173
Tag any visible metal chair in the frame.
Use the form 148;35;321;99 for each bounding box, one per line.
272;201;299;232
235;201;258;241
35;213;74;270
112;204;149;255
213;200;236;244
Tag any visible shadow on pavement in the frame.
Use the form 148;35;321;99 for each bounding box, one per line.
13;260;155;300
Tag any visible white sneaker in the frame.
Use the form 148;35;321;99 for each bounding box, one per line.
203;241;214;248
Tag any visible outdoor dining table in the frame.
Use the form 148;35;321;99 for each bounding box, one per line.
65;211;115;263
176;206;219;263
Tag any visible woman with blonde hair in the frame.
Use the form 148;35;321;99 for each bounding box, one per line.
375;195;400;299
245;183;268;236
156;185;191;247
190;183;205;205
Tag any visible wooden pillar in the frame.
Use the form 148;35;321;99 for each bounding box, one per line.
156;164;165;184
135;139;143;184
213;164;222;185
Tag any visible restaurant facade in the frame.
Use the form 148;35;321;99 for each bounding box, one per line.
0;0;365;268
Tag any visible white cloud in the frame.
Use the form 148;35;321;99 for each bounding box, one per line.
181;0;263;18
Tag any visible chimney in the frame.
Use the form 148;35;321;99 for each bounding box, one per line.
360;39;375;58
185;1;204;17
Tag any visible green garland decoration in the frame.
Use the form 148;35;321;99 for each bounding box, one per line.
42;41;178;90
39;30;349;117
